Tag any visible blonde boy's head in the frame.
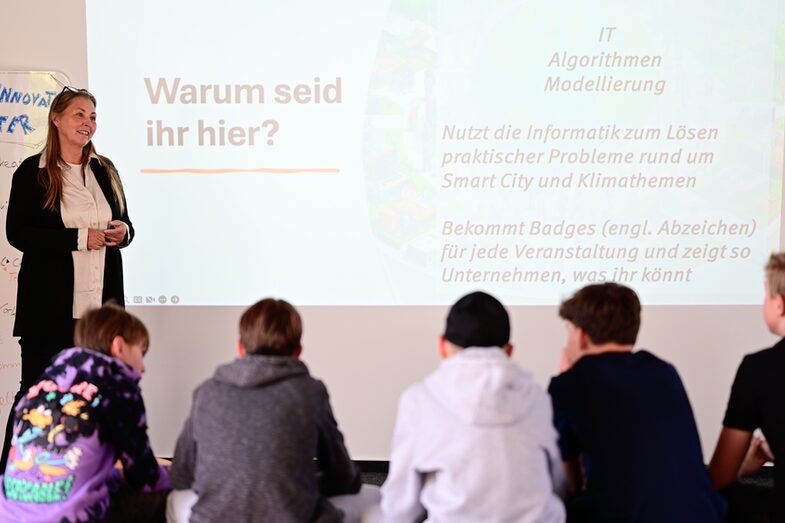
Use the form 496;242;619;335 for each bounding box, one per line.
74;303;149;356
765;253;785;297
239;298;302;356
762;253;785;336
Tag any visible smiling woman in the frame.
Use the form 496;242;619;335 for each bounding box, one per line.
1;86;135;471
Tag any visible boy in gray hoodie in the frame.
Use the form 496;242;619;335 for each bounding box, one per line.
167;298;378;522
372;291;566;523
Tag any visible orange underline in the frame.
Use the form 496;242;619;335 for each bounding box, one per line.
140;167;340;174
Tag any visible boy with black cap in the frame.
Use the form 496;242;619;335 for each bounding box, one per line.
373;291;566;522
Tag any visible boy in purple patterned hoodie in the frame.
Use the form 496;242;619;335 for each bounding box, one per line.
0;303;170;522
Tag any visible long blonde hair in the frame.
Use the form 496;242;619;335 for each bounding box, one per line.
40;88;126;214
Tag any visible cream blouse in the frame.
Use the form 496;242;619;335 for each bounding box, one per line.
60;159;112;318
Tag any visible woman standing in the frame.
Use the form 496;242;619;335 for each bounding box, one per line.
1;86;134;469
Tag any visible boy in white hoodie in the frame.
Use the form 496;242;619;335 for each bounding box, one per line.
373;291;566;523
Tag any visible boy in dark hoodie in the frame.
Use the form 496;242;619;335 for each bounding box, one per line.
167;298;378;523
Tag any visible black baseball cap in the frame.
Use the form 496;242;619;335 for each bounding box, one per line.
444;291;510;348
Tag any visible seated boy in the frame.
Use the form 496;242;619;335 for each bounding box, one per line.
0;303;170;523
167;298;378;523
548;282;724;522
374;291;566;522
710;252;783;518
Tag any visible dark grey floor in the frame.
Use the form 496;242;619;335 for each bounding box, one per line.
357;462;388;486
360;471;386;486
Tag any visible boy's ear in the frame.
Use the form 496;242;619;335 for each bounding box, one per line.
503;343;514;357
110;335;126;359
576;327;591;351
776;293;785;317
438;336;449;359
236;340;247;359
294;345;303;359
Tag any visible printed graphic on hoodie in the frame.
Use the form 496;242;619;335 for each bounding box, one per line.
4;379;101;503
0;348;168;523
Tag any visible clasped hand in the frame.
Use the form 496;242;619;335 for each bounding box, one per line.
87;221;127;250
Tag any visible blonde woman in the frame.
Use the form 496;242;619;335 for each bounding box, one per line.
2;86;133;470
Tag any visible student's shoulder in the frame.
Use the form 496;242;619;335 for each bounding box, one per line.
549;351;663;391
548;352;612;387
625;349;679;373
742;338;785;365
51;347;129;380
547;363;578;395
733;339;785;382
304;375;332;399
190;377;215;399
629;350;689;387
402;378;429;399
631;348;666;363
548;372;587;424
390;380;430;417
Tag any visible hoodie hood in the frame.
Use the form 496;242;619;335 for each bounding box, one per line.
213;354;309;388
53;346;141;383
424;347;539;426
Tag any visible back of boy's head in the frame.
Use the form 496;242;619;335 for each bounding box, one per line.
239;298;302;356
74;302;149;356
559;282;640;345
765;252;785;297
444;291;510;349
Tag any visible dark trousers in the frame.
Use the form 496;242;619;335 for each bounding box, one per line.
0;324;74;472
722;481;776;523
104;483;167;523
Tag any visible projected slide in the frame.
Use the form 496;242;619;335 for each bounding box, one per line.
85;0;785;305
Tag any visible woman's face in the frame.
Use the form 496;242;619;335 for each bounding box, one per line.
52;95;96;152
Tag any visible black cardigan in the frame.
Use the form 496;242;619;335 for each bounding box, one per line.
5;153;134;337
